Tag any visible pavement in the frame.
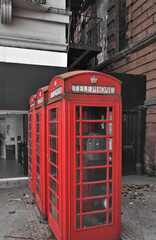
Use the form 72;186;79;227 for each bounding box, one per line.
0;175;155;240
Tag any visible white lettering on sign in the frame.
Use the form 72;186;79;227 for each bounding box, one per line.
72;85;115;94
37;97;43;105
50;86;62;99
30;103;35;108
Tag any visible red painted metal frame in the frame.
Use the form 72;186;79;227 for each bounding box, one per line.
28;94;37;195
35;86;48;220
47;71;122;240
47;101;62;240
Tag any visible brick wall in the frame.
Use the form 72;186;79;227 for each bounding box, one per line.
103;0;156;175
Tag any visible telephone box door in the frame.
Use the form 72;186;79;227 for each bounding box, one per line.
70;100;121;240
47;101;62;240
35;108;42;204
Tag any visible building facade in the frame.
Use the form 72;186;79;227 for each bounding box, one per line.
68;0;156;175
0;0;70;177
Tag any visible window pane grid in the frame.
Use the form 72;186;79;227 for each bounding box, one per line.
48;107;59;225
49;174;59;184
77;194;112;201
75;106;114;230
49;187;58;198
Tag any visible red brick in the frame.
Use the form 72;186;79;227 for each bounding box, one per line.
146;88;156;99
147;5;156;18
126;30;133;39
136;42;156;58
147;106;156;114
154;13;156;22
132;30;147;41
146;80;156;90
126;61;155;75
126;13;133;23
147;22;156;34
132;7;142;20
132;0;147;12
126;0;133;8
132;12;147;28
146;70;156;81
142;16;154;30
132;24;142;36
146;114;156;123
142;1;154;13
146;124;156;136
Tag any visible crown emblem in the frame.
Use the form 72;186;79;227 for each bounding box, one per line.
91;75;97;84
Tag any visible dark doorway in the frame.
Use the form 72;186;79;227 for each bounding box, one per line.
6;145;15;159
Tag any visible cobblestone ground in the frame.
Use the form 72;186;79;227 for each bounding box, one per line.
0;177;156;240
121;176;156;240
0;181;54;240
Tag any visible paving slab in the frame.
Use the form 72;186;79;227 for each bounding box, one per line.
0;175;155;240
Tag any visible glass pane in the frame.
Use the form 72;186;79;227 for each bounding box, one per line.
51;191;57;208
37;174;40;185
82;182;107;198
29;156;32;164
76;106;80;120
50;108;56;121
82;212;107;228
82;137;107;151
50;123;57;136
37;155;39;164
82;123;107;136
76;154;80;167
36;113;39;122
109;211;112;224
77;185;80;198
36;124;39;133
109;138;112;150
109;167;112;180
82;107;107;120
109;152;112;165
109;123;112;135
50;137;57;150
29;140;32;147
51;205;57;222
76;216;80;229
29;114;32;122
109;197;112;209
29;148;32;155
76;200;80;213
29;172;32;180
76;170;80;183
76;123;80;136
50;151;57;165
76;138;80;152
82;168;107;182
109;182;112;195
37;186;40;196
36;134;39;143
37;165;40;174
29;132;31;139
109;107;113;120
29;164;32;172
37;144;39;154
82;197;107;213
51;165;56;179
50;178;57;192
29;124;31;130
82;152;107;166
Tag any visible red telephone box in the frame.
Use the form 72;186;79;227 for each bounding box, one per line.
35;86;48;219
28;94;36;194
47;71;122;240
